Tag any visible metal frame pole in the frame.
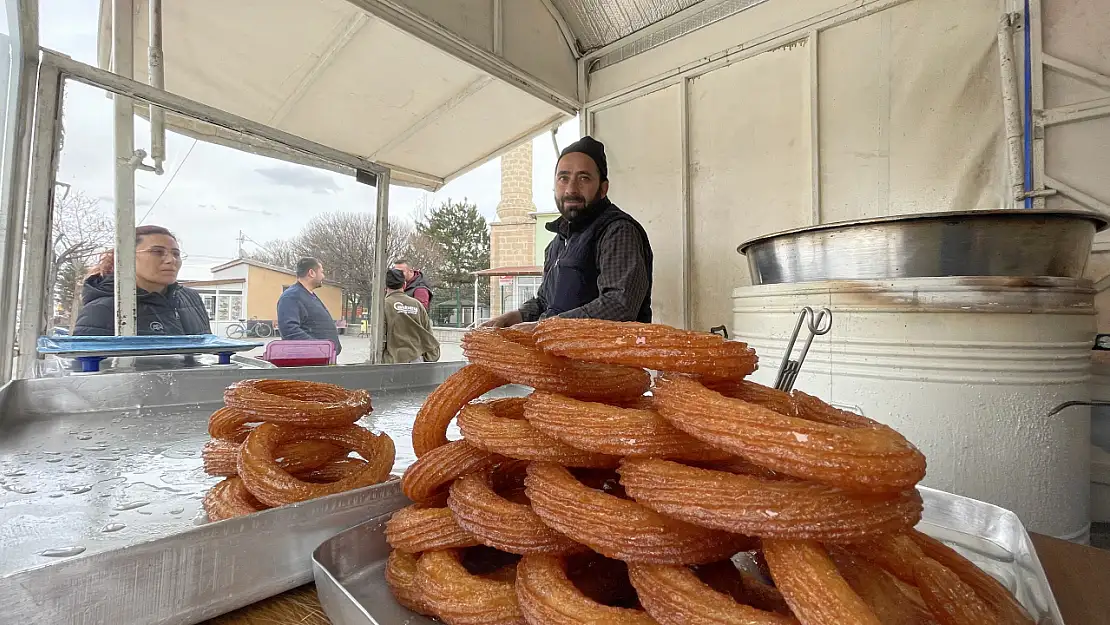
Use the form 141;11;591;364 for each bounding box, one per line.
147;0;165;173
679;77;692;330
0;0;39;383
998;13;1024;209
113;0;138;336
367;169;390;364
42;51;388;176
807;30;820;225
15;62;60;377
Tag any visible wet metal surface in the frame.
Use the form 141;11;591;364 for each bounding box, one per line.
0;390;430;574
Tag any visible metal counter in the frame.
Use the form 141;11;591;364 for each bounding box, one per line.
0;362;518;624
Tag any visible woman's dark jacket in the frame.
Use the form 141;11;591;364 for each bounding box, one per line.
73;274;212;336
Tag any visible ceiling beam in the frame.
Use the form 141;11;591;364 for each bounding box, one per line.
341;0;579;113
1042;95;1110;127
269;12;373;127
1043;54;1110;92
537;0;583;58
442;112;570;183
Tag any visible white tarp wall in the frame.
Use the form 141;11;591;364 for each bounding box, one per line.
102;0;579;189
1040;0;1110;330
585;0;1015;330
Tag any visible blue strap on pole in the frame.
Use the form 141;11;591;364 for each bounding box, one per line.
1022;0;1034;208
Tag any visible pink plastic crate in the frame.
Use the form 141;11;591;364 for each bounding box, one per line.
262;340;336;367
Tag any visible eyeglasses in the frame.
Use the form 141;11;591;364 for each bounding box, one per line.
138;247;187;262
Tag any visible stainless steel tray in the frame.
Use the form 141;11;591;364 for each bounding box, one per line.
312;486;1066;625
2;481;408;625
0;361;511;625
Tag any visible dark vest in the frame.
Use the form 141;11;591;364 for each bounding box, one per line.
403;272;434;306
543;200;653;322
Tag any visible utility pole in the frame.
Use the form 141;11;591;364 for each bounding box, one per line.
237;231;245;258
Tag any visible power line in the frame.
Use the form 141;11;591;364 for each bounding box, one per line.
181;254;234;260
241;233;274;255
138;138;199;225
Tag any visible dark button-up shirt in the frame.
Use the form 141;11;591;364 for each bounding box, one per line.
518;218;650;322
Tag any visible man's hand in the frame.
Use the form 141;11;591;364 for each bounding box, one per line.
481;310;523;329
510;322;537;334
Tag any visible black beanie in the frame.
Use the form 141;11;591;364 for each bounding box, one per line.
386;268;406;290
558;136;608;182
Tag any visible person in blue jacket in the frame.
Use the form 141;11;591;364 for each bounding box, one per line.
276;257;341;354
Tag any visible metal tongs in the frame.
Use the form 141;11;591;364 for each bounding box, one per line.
1044;400;1110;418
773;306;832;392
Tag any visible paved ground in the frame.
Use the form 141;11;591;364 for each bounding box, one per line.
242;336;464;364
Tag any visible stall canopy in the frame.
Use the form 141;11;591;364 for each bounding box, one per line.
94;0;745;189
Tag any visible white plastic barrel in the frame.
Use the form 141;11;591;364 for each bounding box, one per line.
732;277;1094;541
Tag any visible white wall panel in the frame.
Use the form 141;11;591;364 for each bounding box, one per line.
819;0;1006;221
592;86;684;328
589;0;851;101
688;43;811;330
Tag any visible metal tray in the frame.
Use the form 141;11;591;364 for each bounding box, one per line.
737;208;1106;285
0;361;517;625
312;486;1066;625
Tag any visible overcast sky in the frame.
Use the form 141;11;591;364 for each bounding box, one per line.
24;1;579;280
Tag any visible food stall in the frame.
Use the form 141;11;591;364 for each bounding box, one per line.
1;0;1110;623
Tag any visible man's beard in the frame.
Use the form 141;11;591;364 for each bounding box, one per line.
556;190;604;223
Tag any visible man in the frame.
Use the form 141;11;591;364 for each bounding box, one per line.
484;136;653;329
382;268;440;364
276;257;342;354
392;259;434;310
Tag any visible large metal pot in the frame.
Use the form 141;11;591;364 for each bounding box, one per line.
738;209;1108;285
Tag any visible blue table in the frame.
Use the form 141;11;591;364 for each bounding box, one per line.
36;335;264;372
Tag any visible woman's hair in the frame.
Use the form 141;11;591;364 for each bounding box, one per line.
88;225;177;277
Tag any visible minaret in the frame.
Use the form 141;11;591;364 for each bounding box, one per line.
496;143;537;223
489;143;538;317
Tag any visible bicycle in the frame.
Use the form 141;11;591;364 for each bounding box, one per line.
226;319;274;339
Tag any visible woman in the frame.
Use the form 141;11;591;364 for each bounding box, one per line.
73;225;212;336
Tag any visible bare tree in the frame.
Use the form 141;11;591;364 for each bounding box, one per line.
400;230;447;286
295;212;413;313
50;190;114;326
245;212;442;317
57;257;90;331
412;192;433;225
246;237;303;271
